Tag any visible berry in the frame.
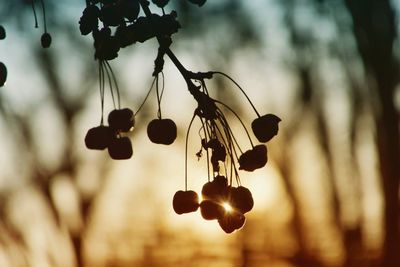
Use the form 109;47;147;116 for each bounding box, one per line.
186;0;207;7
0;25;6;40
79;5;100;35
218;210;246;233
172;190;199;215
201;175;228;201
108;108;135;132
108;136;133;159
0;62;7;87
119;0;140;21
147;118;177;145
151;0;170;8
100;4;123;27
41;33;52;48
251;114;281;143
228;186;254;214
85;125;112;150
239;145;268;172
199;200;224;220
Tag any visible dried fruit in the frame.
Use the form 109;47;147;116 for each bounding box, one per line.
172;190;199;214
108;108;135;132
84;125;112;150
41;33;52;48
252;114;281;143
147;118;177;145
108;136;133;159
239;145;268;172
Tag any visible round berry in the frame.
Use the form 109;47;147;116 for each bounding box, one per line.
108;108;135;132
172;190;199;215
252;114;281;143
0;25;6;40
41;33;52;48
147;118;177;145
0;62;7;87
108;136;133;160
85;125;112;150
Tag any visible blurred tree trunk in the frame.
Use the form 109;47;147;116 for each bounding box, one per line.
344;1;400;266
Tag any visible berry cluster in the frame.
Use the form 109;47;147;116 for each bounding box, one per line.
173;176;253;233
79;0;180;61
84;60;136;159
79;0;281;233
84;68;178;159
0;25;6;87
171;72;280;233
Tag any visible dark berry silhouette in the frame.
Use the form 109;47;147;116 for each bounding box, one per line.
0;62;7;87
100;4;123;27
147;118;177;145
218;210;246;233
85;125;112;150
120;0;140;21
200;200;224;220
172;190;199;214
115;25;132;48
152;0;170;8
108;136;133;159
79;5;100;35
201;175;228;201
0;25;5;40
186;0;206;7
252;114;281;142
228;186;254;214
239;145;268;172
108;108;135;132
41;33;52;48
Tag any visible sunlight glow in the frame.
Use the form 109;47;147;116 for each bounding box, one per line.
222;202;233;213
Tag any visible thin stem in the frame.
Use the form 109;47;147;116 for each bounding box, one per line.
102;61;116;109
184;112;196;191
212;71;261;117
216;109;243;154
39;0;47;33
105;61;121;109
215;100;254;148
31;0;39;28
135;76;156;115
199;116;211;182
156;75;162;119
99;61;105;125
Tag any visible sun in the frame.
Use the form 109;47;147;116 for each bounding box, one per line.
222;202;233;213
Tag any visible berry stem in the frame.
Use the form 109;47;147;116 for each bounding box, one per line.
105;61;121;109
31;0;39;28
135;76;156;115
211;71;261;118
39;0;47;33
99;61;105;125
184;112;196;191
215;100;254;148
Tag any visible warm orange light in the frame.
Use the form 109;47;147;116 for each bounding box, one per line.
222;202;233;213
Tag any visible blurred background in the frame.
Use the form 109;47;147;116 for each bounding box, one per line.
0;0;399;266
